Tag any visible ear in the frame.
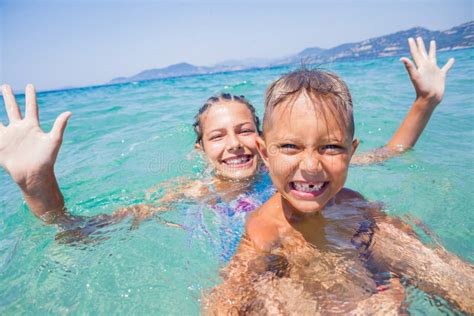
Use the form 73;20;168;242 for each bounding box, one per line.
351;138;360;156
194;143;202;150
256;136;270;168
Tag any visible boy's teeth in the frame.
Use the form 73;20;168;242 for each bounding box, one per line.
293;182;323;192
225;156;250;165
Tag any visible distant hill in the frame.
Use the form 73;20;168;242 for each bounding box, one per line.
110;63;211;84
109;21;473;84
275;21;474;65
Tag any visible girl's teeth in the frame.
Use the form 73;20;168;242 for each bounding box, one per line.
225;156;250;165
293;182;323;192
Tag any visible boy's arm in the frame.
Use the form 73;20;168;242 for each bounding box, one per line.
203;236;264;314
352;38;455;165
0;84;71;223
371;220;473;314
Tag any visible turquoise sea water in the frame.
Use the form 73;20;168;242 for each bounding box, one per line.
1;49;473;314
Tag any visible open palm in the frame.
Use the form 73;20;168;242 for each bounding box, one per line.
0;84;71;189
401;37;455;104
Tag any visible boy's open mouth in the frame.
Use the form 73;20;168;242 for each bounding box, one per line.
290;181;328;198
222;155;254;168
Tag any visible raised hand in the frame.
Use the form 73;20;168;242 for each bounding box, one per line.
401;37;455;107
352;38;455;164
0;84;70;187
0;84;70;217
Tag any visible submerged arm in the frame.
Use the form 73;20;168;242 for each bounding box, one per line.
352;37;455;166
371;220;473;314
0;84;179;234
203;236;265;314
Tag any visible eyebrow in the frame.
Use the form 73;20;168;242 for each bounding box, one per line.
273;134;346;143
205;122;255;135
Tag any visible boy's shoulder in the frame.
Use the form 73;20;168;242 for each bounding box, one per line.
334;187;366;203
245;195;282;252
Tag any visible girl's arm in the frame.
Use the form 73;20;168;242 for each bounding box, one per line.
111;178;209;229
0;84;70;222
352;38;455;165
0;85;198;231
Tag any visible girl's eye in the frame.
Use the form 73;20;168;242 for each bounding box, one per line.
209;135;224;141
240;129;255;135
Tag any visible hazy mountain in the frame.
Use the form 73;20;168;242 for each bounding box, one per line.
275;21;474;65
110;63;211;84
109;21;473;84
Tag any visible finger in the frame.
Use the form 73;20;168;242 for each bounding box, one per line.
400;57;417;78
25;84;39;122
1;84;22;122
407;38;421;67
416;37;428;57
50;111;72;140
441;58;455;73
428;40;436;61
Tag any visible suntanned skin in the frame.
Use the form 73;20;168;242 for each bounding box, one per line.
249;192;473;309
0;37;454;226
206;189;473;314
204;191;410;315
205;39;471;314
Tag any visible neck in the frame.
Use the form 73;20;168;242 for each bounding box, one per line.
278;193;330;245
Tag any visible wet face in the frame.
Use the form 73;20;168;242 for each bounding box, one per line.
198;101;260;180
258;92;358;214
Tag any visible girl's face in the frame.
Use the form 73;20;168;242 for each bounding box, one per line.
198;101;260;180
257;93;358;214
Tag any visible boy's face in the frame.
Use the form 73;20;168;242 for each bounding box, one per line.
257;92;358;214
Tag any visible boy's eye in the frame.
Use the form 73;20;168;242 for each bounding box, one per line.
279;143;299;153
321;144;345;154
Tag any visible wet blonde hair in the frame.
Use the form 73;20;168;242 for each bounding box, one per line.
263;68;354;138
193;93;261;144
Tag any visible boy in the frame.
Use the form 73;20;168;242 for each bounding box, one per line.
205;42;473;314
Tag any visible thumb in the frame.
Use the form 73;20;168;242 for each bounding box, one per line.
400;57;417;78
50;111;72;140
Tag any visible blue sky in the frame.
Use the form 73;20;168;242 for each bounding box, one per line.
1;0;472;91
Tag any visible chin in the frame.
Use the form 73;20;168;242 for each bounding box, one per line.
221;169;258;180
281;194;328;215
292;201;325;214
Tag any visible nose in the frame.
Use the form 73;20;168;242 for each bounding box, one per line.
301;151;322;174
226;133;242;151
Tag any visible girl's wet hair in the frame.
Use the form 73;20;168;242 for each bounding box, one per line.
264;67;355;138
193;93;261;144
